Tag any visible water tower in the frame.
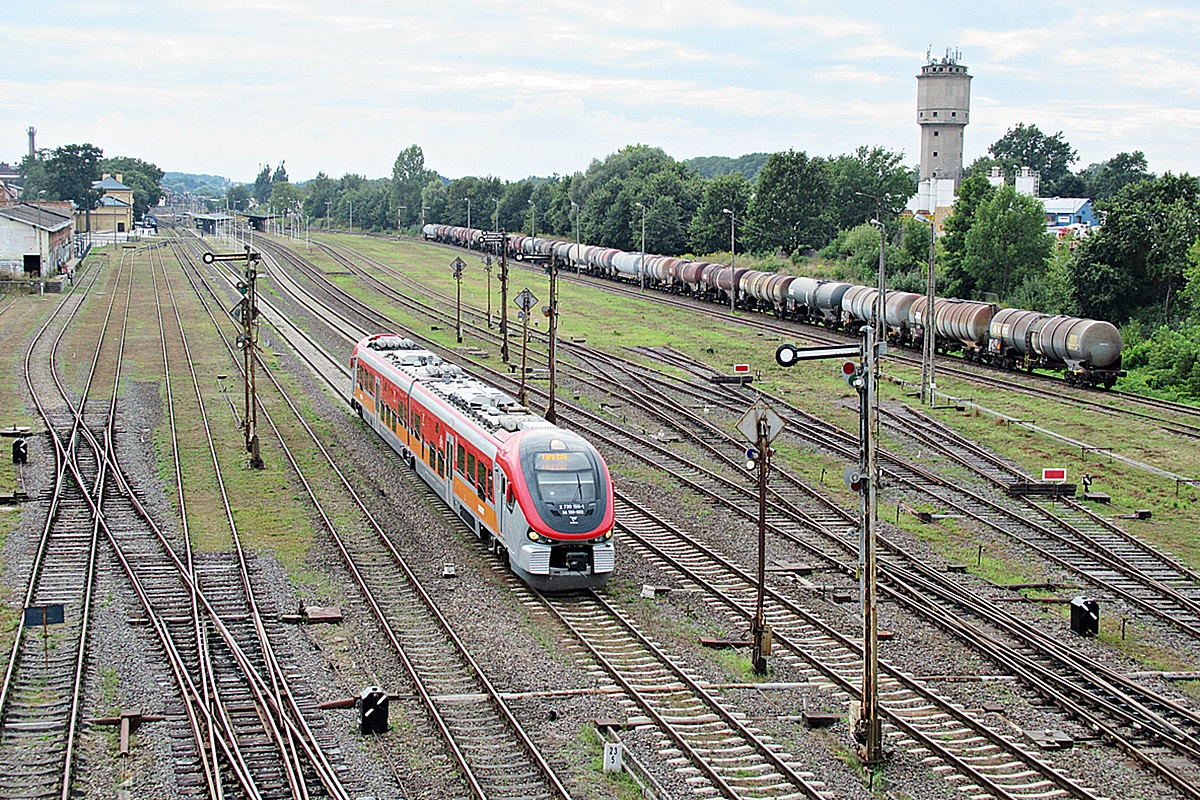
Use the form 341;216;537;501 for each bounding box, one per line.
916;49;971;187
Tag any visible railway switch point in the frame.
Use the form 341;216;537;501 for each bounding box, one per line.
359;686;389;735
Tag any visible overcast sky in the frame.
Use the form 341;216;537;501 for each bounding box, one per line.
4;1;1197;185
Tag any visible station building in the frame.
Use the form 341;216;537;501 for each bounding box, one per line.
76;173;134;234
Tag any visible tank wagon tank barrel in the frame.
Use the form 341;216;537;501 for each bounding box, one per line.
417;224;1125;388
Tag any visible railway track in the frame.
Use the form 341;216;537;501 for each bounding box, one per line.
633;344;1200;642
172;231;574;800
589;344;1200;798
434;236;1200;442
286;236;1200;797
3;239;363;799
243;235;1161;796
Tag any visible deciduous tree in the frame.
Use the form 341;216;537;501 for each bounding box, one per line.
46;143;104;210
392;145;432;227
100;155;164;219
1080;151;1153;202
253;164;272;204
962;184;1052;297
826;146;915;233
688;173;752;255
747;150;832;256
987;123;1077;195
1071;173;1200;324
939;173;996;298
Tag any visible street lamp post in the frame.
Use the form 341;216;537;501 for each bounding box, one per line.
528;199;536;237
635;201;646;291
349;200;353;233
398;205;406;231
914;213;937;407
422;205;428;229
723;207;736;312
493;198;500;232
325;201;331;232
870;218;886;348
571;200;581;274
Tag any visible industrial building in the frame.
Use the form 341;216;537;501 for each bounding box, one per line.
0;203;74;277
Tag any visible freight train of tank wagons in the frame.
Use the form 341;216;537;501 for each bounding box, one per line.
351;334;615;590
423;224;1125;389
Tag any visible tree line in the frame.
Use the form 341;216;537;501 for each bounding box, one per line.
19;126;1194;399
18;144;164;220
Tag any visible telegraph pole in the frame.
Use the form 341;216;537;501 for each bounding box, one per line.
204;247;264;469
545;253;559;423
915;213;937;406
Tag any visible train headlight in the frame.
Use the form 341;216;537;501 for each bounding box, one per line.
593;529;613;543
527;529;544;543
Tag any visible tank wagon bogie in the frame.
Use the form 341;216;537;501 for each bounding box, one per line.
350;333;615;590
418;224;1125;388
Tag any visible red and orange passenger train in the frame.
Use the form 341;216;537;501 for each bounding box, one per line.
350;334;615;591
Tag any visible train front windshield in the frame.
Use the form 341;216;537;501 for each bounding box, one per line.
534;453;598;503
520;432;608;535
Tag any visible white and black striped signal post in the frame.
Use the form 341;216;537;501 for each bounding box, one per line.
775;335;885;766
205;247;264;469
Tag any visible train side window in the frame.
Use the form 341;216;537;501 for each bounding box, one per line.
476;462;486;500
486;468;493;499
506;478;515;510
437;450;444;478
457;444;465;474
467;453;476;480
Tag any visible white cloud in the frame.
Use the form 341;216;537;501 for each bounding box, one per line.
2;2;1197;180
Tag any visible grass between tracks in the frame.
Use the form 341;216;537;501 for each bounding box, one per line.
321;236;1200;642
295;233;1200;670
134;245;326;589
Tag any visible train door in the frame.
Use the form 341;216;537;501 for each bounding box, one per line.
444;432;454;501
498;470;513;547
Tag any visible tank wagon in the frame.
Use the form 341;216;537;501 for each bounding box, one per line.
420;224;1124;387
351;333;615;590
